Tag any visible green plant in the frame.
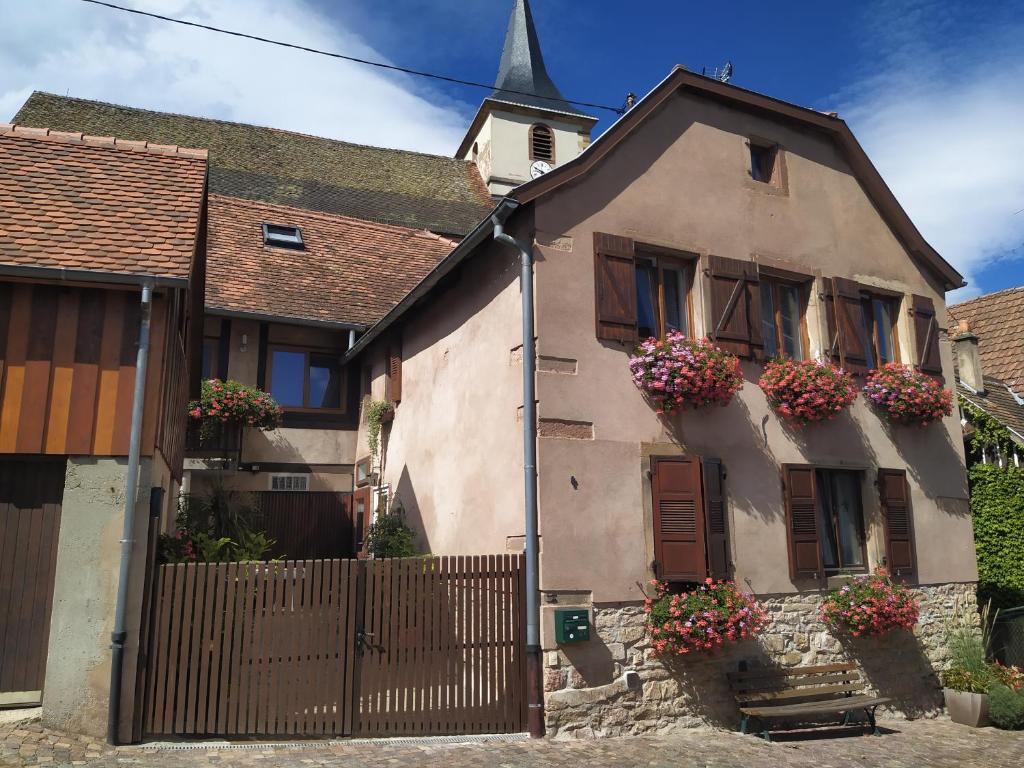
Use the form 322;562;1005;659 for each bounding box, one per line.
628;334;744;414
819;568;919;636
365;510;416;558
644;578;769;655
758;357;858;424
988;684;1024;729
960;396;1024;462
158;483;276;563
188;378;282;434
366;400;393;459
941;599;998;693
862;363;952;426
968;462;1024;611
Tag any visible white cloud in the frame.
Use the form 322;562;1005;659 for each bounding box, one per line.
0;0;474;156
835;0;1024;299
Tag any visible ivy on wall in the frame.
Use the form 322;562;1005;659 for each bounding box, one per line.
960;395;1023;463
969;462;1024;611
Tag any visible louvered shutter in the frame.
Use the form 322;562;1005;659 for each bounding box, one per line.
701;457;730;579
911;295;942;375
387;339;402;404
825;277;870;375
706;255;762;359
652;456;707;582
593;232;637;343
879;469;915;579
783;465;823;580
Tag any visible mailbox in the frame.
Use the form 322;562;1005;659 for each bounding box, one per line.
554;608;590;644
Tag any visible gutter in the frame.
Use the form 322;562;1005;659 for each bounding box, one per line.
0;263;187;288
491;210;544;739
207;306;366;333
345;198;520;362
108;282;154;745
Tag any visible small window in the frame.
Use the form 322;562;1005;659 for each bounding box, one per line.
759;277;808;359
815;469;867;572
635;250;693;340
270;474;309;491
262;223;304;250
749;142;777;184
858;294;899;369
268;347;344;411
529;124;554;163
355;457;371;487
201;337;219;380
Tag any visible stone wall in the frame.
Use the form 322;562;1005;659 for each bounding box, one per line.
544;582;978;738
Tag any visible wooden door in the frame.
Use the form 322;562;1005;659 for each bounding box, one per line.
0;457;65;703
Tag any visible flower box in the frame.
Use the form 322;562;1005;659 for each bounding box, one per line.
862;363;952;427
943;689;989;727
188;379;282;434
644;578;768;655
629;333;743;415
819;568;919;637
758;358;858;424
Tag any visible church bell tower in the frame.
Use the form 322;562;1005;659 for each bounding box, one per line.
458;0;598;196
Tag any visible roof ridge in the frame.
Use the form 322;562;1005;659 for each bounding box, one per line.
0;122;208;160
25;91;473;166
949;285;1024;308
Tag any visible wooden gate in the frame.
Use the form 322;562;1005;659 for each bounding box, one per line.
0;457;65;704
251;492;354;560
142;555;525;737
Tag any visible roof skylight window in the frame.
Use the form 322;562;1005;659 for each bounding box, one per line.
262;223;304;250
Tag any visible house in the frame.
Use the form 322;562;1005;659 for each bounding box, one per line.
949;287;1024;395
5;0;982;743
0;124;207;739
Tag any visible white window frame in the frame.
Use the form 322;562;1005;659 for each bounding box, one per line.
269;473;310;491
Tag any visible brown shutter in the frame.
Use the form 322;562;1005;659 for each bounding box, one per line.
782;465;823;580
706;255;762;359
911;294;942;375
826;277;870;375
387;339;402;404
652;456;707;582
593;232;637;343
701;457;730;579
879;469;915;579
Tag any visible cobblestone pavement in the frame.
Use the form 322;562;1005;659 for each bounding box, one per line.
2;715;1022;767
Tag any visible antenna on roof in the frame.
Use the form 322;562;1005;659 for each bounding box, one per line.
701;61;734;83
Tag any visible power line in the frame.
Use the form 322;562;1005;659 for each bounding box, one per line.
79;0;625;115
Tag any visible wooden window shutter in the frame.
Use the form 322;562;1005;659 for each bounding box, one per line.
706;255;762;359
879;469;915;578
782;465;823;580
593;232;637;343
911;294;942;375
826;277;870;375
651;456;707;582
701;457;730;579
387;339;402;404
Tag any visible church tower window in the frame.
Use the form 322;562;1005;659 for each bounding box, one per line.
529;124;554;163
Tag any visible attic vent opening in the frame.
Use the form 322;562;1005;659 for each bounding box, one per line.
262;223;304;250
530;124;554;163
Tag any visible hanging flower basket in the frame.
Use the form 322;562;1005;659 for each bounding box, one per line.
862;363;952;427
819;568;919;637
629;333;744;415
758;358;858;425
188;378;283;434
644;578;769;655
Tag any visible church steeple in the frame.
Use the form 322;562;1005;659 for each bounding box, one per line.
458;0;597;196
491;0;588;117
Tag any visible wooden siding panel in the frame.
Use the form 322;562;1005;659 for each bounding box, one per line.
0;285;32;453
16;286;60;453
44;290;81;454
142;297;168;459
65;289;105;455
93;291;126;455
111;296;141;455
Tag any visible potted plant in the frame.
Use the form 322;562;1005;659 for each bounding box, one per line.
629;333;744;415
819;568;919;637
862;363;952;427
942;626;994;727
644;578;769;655
188;378;282;434
758;358;858;425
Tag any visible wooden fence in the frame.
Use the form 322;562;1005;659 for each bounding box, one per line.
251;492;353;560
142;555;525;737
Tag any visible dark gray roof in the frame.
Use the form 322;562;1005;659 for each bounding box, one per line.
12;92;494;237
491;0;591;117
958;375;1024;446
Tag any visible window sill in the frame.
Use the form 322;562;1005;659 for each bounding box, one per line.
825;571;868;589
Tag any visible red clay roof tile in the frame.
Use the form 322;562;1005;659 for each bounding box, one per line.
949;287;1024;393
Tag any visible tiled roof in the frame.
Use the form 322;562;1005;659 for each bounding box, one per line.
13;92;494;237
958;375;1024;446
206;194;456;327
949;287;1024;392
0;124;207;281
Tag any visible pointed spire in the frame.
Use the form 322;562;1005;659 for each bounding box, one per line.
492;0;589;116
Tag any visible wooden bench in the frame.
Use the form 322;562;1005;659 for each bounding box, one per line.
727;662;891;740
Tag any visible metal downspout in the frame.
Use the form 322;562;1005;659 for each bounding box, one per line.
108;282;154;745
492;211;544;738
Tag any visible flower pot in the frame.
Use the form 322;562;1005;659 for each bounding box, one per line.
943;688;989;727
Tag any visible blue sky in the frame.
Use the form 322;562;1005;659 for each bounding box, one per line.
2;0;1022;300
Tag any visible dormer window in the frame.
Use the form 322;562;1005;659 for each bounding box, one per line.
262;223;304;250
529;124;554;163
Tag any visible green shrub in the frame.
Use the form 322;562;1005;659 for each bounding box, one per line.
968;462;1024;612
158;483;276;563
366;512;416;559
988;684;1024;730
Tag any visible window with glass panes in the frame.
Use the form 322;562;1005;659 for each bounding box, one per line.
267;347;344;410
815;469;867;572
858;294;899;369
635;250;693;340
759;277;807;359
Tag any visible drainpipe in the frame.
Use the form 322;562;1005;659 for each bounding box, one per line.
492;209;544;738
108;282;154;745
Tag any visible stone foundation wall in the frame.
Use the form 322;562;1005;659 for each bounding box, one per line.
544;582;978;738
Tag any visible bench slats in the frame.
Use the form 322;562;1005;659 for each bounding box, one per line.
740;695;892;718
730;671;860;693
728;662;857;683
736;683;864;703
